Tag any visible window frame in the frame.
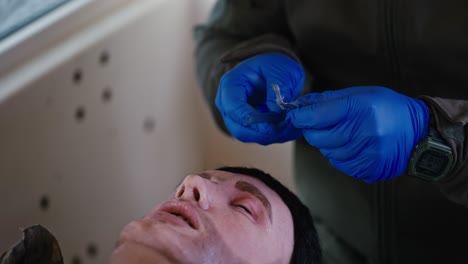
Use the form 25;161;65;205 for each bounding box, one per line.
0;0;129;75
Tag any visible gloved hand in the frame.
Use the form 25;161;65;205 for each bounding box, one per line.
287;86;429;182
216;53;305;145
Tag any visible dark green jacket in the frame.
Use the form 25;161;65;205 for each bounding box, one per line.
194;1;468;263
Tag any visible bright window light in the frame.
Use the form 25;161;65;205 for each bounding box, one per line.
0;0;71;41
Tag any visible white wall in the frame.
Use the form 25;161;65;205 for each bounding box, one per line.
0;0;293;263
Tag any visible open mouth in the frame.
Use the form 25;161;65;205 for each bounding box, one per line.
168;211;196;229
154;201;201;230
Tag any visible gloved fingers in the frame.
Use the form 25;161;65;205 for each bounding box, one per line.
217;53;306;121
328;140;400;182
223;117;272;145
216;95;258;126
294;87;359;105
331;158;390;183
302;128;350;149
222;60;267;95
329;154;376;181
286;95;349;129
217;64;267;104
243;112;285;126
318;136;373;162
223;116;303;145
216;76;260;125
261;55;305;112
330;150;389;183
217;92;285;127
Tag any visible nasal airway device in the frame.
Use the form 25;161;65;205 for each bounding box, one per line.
271;84;302;110
243;84;305;125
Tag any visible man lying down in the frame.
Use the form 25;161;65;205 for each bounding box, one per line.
0;167;322;264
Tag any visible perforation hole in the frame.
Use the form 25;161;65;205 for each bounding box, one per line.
87;243;98;258
102;87;112;103
75;106;86;122
73;69;83;84
143;117;156;133
39;195;50;211
100;50;110;66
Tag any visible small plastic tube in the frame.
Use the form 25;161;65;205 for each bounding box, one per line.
243;112;285;126
272;84;300;110
243;84;302;125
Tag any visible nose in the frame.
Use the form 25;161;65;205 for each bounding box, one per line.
176;174;210;210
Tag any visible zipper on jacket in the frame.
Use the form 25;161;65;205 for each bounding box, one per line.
384;0;402;89
378;0;399;263
377;182;395;264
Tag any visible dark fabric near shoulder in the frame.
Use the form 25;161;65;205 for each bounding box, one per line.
420;96;468;207
0;225;64;264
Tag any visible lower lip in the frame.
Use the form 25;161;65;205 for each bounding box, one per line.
154;211;192;228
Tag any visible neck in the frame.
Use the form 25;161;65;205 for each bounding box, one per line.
110;242;176;264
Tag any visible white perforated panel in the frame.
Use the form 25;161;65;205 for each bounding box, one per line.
0;1;206;263
0;0;294;263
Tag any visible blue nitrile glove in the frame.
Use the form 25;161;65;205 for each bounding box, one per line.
216;53;305;145
287;86;429;182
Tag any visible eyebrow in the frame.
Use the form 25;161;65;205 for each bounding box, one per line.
178;172;273;222
235;180;272;223
198;172;212;180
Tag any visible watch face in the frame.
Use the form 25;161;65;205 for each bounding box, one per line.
416;150;449;177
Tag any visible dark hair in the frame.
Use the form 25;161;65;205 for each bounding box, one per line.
216;166;321;263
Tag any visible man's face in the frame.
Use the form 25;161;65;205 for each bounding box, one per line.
111;170;294;264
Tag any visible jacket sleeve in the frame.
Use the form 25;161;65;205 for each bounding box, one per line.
194;0;301;134
419;96;468;207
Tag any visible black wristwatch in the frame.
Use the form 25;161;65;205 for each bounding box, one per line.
407;128;454;181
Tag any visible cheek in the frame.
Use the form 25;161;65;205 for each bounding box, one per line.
210;211;266;256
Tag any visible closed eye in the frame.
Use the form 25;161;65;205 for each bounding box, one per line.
236;204;252;215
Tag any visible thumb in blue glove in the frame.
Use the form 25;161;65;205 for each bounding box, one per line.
216;53;305;145
287;86;429;182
